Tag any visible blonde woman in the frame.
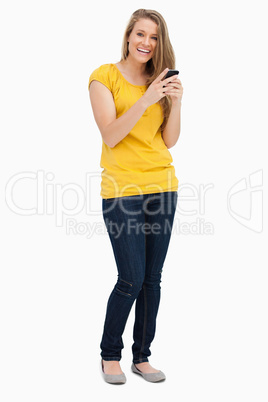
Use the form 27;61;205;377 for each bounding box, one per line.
88;9;183;384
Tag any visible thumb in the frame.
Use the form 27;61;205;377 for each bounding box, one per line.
155;68;169;83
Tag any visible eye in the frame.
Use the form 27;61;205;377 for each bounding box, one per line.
137;32;143;37
152;37;157;41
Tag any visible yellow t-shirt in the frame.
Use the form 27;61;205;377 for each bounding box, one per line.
88;63;178;199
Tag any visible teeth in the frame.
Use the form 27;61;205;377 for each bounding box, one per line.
137;48;150;53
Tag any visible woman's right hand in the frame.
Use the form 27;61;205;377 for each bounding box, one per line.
142;68;178;107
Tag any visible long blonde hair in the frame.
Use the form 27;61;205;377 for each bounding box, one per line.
121;9;176;130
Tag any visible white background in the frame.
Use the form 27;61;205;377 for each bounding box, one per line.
1;0;267;400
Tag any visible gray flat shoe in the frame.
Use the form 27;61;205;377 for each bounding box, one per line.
101;360;126;384
131;363;166;382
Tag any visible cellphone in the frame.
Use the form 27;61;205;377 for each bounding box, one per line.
163;69;179;88
164;69;179;80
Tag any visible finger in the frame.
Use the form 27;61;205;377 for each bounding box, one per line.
171;78;181;85
164;87;181;94
165;83;181;90
166;79;180;85
161;77;178;86
165;93;181;99
155;68;169;83
165;89;179;95
163;74;179;86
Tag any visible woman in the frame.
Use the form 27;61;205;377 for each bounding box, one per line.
88;9;183;384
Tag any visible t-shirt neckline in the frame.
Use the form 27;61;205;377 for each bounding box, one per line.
112;63;148;88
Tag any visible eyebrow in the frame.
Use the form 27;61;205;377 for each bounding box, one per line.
136;29;158;35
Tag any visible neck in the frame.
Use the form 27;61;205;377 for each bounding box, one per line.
121;55;147;76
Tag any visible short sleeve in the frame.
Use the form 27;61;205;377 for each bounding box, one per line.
88;64;113;92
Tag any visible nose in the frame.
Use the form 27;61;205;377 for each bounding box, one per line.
142;36;150;47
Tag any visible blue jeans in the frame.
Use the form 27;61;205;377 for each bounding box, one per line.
101;191;178;364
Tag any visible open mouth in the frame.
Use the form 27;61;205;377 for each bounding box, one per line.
137;48;151;55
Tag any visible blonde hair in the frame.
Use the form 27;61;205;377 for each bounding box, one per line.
121;9;176;130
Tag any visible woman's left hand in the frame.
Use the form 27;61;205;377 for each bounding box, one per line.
164;77;183;103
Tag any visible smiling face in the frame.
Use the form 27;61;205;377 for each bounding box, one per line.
127;18;158;63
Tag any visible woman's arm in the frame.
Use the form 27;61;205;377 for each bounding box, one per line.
89;68;177;148
162;100;182;149
89;81;148;148
161;77;183;149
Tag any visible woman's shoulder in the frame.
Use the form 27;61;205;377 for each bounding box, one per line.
90;63;118;78
89;63;119;91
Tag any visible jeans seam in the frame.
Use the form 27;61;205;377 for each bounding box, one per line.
139;217;148;362
139;283;148;361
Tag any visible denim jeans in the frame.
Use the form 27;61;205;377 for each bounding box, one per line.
100;191;178;364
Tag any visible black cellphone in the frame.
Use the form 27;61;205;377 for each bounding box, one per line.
163;69;179;87
164;69;179;80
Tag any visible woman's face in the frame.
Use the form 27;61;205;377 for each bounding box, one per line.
127;18;158;63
